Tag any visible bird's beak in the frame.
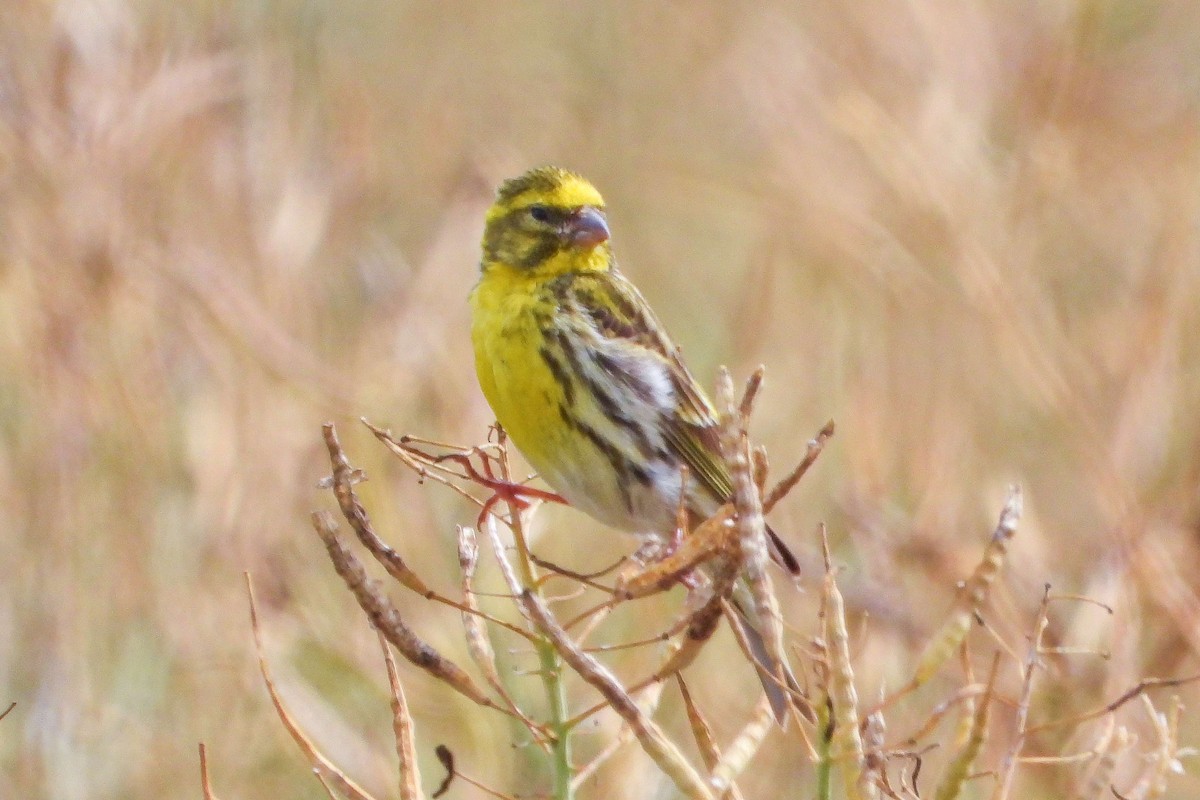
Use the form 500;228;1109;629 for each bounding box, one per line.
566;207;610;249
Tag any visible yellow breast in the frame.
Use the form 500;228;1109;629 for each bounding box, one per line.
471;263;654;531
469;266;569;472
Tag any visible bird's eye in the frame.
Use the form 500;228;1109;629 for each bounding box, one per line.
528;204;551;223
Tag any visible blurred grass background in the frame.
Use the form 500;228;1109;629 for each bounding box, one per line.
1;1;1199;797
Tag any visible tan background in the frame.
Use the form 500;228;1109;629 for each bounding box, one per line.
2;1;1199;797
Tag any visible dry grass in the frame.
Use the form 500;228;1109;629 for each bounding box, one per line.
2;1;1199;798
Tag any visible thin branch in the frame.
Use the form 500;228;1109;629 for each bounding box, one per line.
244;573;381;800
991;584;1052;800
762;419;835;513
309;511;498;709
198;743;221;800
1025;673;1200;736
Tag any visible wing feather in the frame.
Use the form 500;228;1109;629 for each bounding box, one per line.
550;268;734;505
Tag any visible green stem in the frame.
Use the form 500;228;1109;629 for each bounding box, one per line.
815;698;832;800
535;611;573;799
514;512;573;798
502;444;574;800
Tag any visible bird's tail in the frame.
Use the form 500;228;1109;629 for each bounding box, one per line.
730;593;808;726
766;523;801;576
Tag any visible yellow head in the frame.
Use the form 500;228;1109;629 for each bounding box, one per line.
480;166;612;278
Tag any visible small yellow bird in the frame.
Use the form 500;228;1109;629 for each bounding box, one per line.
470;166;799;721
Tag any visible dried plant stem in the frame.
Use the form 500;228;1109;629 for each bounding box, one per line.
678;678;726;773
323;423;434;597
717;369;786;695
825;565;871;799
1025;672;1200;735
935;653;999;800
198;743;221;800
860;711;886;799
709;695;775;796
817;524;875;799
1074;721;1129;800
899;683;988;746
991;584;1052;800
311;511;496;708
1134;694;1184;799
379;634;425;800
912;486;1023;688
762;420;835;514
456;526;547;746
323;424;531;640
244;573;381;800
570;682;666;791
521;590;715;800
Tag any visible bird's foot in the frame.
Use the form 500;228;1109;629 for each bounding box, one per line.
415;446;564;526
476;481;566;527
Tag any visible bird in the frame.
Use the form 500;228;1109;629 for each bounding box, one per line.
469;165;800;722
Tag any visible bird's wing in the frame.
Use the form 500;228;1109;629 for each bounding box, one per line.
552;268;735;504
553;268;802;576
